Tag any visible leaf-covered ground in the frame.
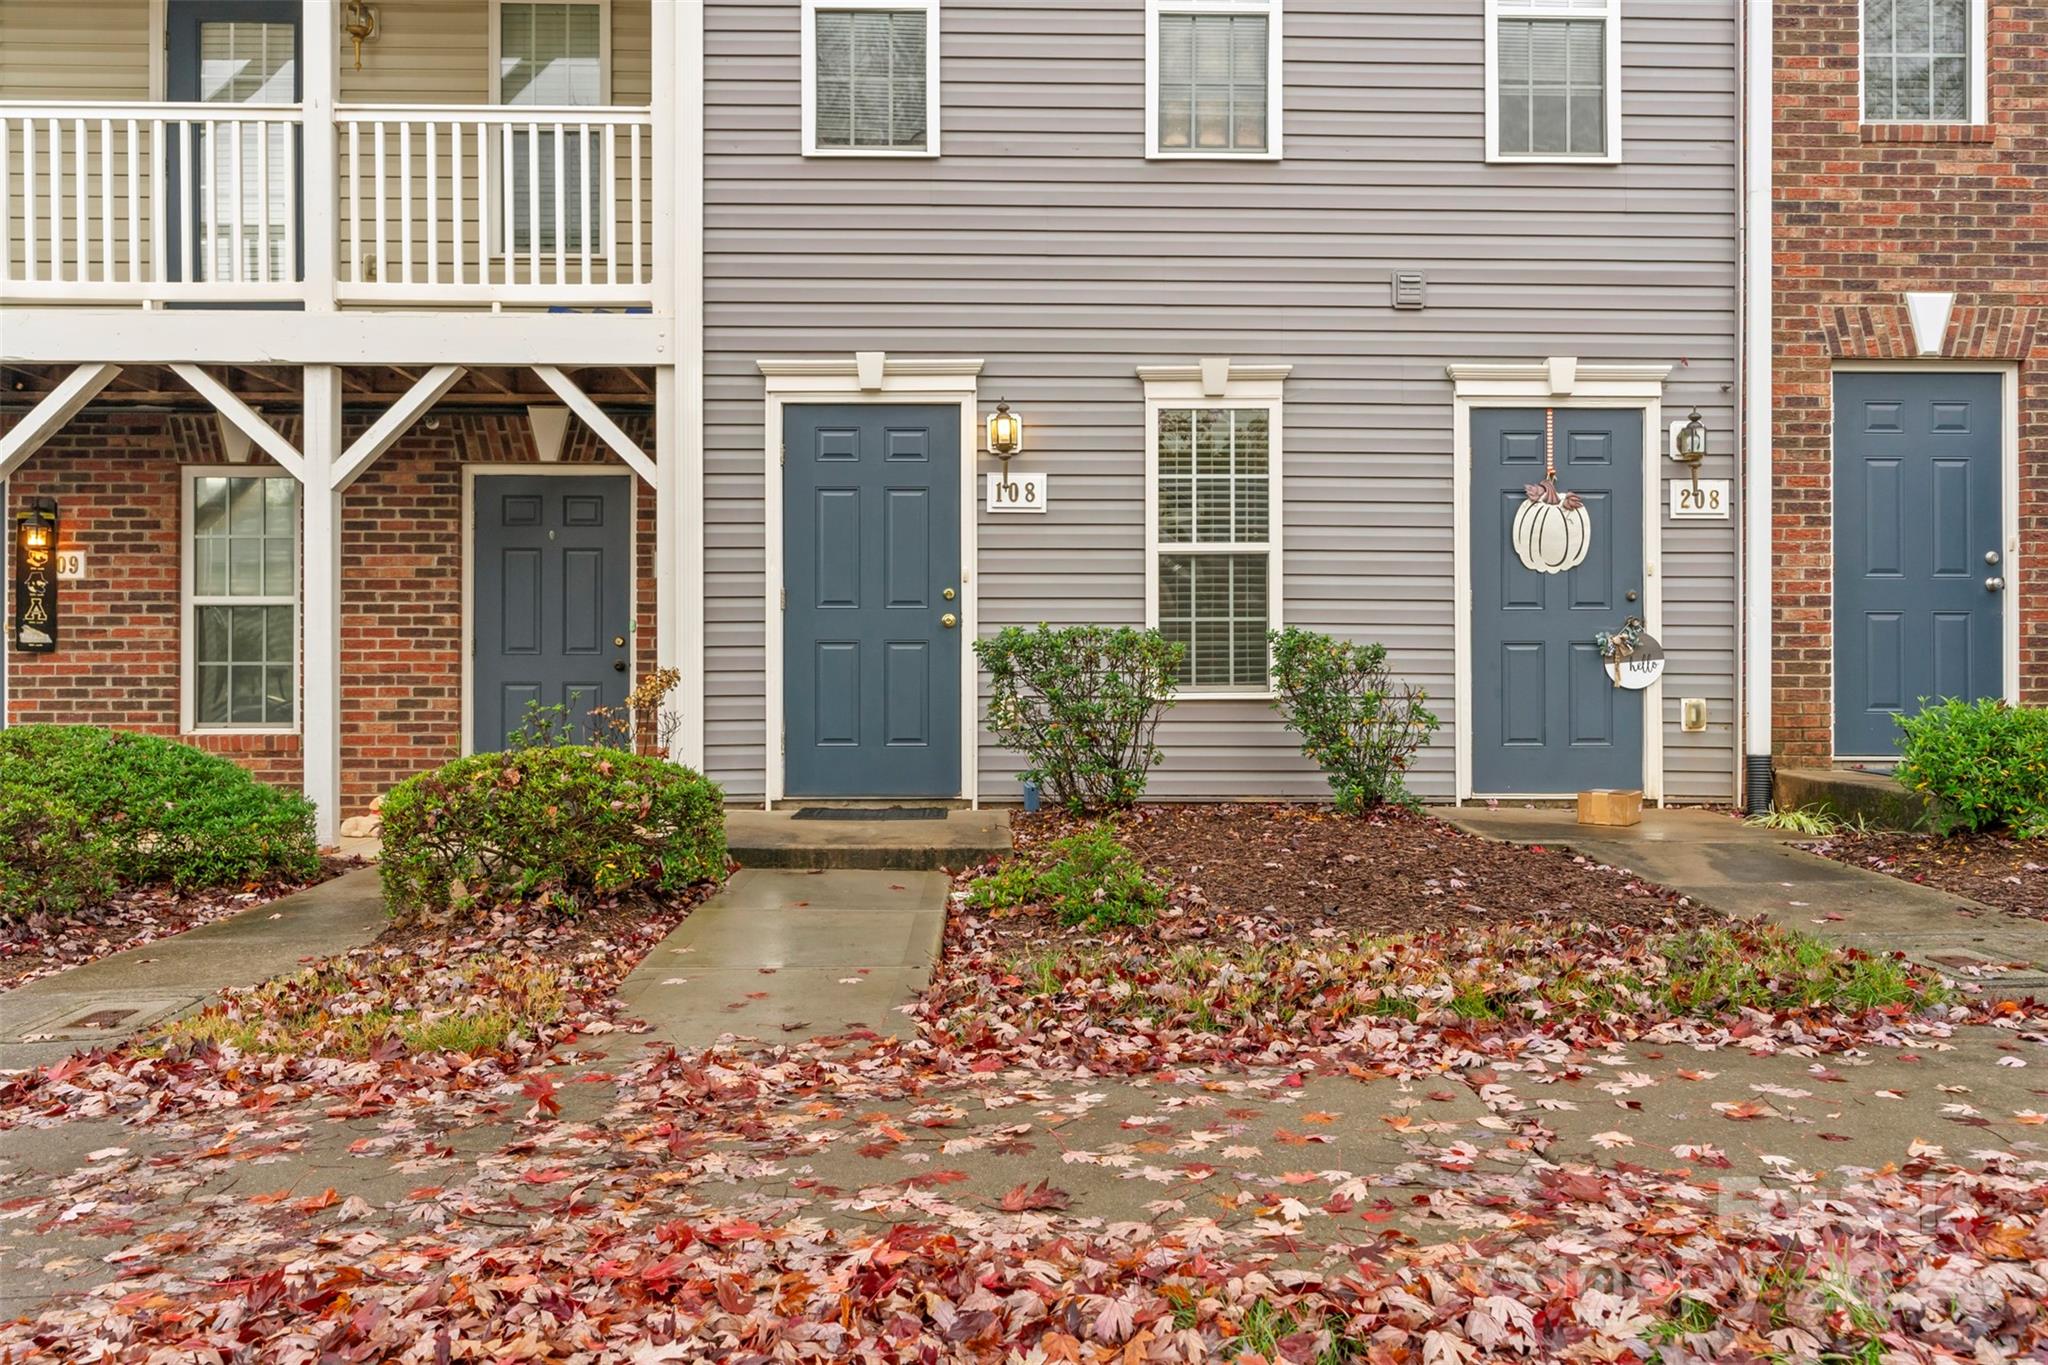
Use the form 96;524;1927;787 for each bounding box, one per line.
0;857;358;992
5;810;2048;1361
1809;829;2047;920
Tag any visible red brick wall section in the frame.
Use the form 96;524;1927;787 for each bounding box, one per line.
1773;1;2047;763
3;407;658;822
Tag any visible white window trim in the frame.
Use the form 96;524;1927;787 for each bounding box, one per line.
180;465;302;737
800;0;943;159
1858;0;1988;126
1140;362;1290;699
487;0;615;259
1145;0;1284;161
1483;0;1623;165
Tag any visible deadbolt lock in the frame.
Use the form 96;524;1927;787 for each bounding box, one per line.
942;587;956;600
613;635;626;647
1987;550;2002;566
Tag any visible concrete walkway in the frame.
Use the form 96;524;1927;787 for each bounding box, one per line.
0;867;387;1073
614;868;949;1046
1447;807;2048;993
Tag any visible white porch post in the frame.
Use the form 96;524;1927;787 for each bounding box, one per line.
302;365;344;844
301;1;339;312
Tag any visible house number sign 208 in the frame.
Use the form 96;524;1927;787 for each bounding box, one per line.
1670;478;1731;519
987;471;1048;514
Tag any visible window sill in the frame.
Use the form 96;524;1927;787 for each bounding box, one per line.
1176;689;1277;702
1485;153;1622;166
184;726;300;739
801;147;941;160
1147;149;1283;163
1859;122;1995;144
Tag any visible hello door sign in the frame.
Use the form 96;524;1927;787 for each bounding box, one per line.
14;500;58;652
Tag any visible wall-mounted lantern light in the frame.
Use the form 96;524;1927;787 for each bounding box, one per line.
1674;407;1707;491
13;497;58;652
342;0;380;72
986;398;1024;463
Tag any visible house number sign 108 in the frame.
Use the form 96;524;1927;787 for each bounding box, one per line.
987;471;1048;514
1670;478;1731;519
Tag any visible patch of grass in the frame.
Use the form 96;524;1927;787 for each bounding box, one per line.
1647;1295;1719;1343
1658;928;1934;1015
154;955;566;1060
967;823;1163;930
1234;1299;1359;1365
1746;803;1846;836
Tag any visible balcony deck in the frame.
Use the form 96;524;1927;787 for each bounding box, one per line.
0;100;658;310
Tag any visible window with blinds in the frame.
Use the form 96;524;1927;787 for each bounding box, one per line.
1152;6;1274;154
198;21;295;283
190;475;298;728
1863;0;1973;122
499;2;606;253
813;8;930;150
1495;17;1607;156
1156;408;1275;690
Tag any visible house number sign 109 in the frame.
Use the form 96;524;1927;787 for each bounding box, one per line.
1670;478;1731;519
987;471;1048;514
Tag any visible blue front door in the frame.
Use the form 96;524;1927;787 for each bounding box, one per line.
783;404;962;798
1471;407;1646;795
1834;371;2006;757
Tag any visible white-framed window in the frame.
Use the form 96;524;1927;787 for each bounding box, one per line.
1142;364;1289;696
1146;0;1283;159
801;0;941;157
183;469;299;732
1484;0;1622;163
1862;0;1986;124
491;0;611;254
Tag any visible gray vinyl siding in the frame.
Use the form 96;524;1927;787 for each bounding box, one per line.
729;0;1739;804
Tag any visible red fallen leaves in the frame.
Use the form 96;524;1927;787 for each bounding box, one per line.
997;1178;1072;1212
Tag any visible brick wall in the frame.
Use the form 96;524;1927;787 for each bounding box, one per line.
3;407;657;820
1773;0;2046;762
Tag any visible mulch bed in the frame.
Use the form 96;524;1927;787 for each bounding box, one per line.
0;856;360;993
1010;803;1712;939
1808;830;2046;919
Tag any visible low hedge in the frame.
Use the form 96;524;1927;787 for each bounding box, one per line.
0;725;321;916
1896;698;2048;838
378;746;727;915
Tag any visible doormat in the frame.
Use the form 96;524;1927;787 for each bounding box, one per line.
790;807;947;822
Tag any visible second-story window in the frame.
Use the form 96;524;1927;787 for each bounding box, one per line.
497;1;608;253
803;1;941;156
1148;0;1282;159
1486;0;1621;163
1863;0;1983;123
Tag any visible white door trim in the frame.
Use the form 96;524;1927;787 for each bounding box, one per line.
1828;360;2021;762
758;354;984;808
1449;360;1671;805
460;463;639;757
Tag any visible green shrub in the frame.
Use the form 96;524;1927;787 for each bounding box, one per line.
0;726;320;916
976;625;1183;813
378;746;727;915
1895;698;2048;837
967;823;1163;930
1268;628;1440;813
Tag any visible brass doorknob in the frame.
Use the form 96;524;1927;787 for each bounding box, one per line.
941;613;958;629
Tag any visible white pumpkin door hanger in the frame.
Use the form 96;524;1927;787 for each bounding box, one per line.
1511;407;1593;575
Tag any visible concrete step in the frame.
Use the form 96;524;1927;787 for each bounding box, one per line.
724;807;1013;871
1774;766;1931;831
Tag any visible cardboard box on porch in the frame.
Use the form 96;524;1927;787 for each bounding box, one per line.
1577;789;1643;827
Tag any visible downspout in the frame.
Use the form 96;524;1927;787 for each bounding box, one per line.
1742;0;1775;813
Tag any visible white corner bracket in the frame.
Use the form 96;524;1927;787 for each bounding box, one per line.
331;365;467;491
168;364;306;483
532;366;658;487
1905;291;1956;357
0;363;122;481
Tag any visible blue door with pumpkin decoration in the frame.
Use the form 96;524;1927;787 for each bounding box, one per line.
1471;407;1646;795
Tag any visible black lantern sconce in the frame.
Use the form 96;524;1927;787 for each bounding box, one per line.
13;497;58;652
1674;407;1708;492
985;398;1024;463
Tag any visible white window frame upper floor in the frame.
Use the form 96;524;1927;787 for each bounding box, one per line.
1146;0;1284;161
1139;362;1290;700
180;465;302;737
487;0;615;259
1483;0;1623;165
1859;0;1988;126
801;0;943;158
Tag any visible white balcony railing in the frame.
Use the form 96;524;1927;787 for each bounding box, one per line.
1;101;656;308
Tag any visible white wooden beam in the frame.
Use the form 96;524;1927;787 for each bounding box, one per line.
331;364;465;491
169;363;306;483
532;365;657;486
302;365;344;846
0;363;121;479
301;2;338;314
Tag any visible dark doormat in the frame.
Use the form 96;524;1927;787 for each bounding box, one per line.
790;807;948;822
